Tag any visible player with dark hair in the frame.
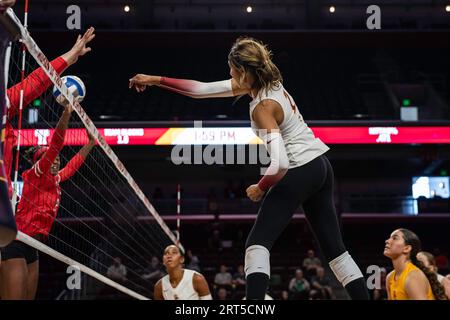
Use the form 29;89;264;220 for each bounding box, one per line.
0;103;95;300
384;228;447;300
154;245;211;300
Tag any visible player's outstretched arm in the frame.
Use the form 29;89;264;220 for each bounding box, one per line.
129;74;248;99
7;27;95;117
61;27;95;66
36;105;72;175
59;129;96;182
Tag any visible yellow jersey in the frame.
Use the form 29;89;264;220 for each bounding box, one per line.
387;261;434;300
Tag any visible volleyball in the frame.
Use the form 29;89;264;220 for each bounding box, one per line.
53;75;86;105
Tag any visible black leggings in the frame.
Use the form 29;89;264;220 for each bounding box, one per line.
246;154;346;262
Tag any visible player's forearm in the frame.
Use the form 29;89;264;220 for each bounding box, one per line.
60;50;80;67
56;109;71;132
7;57;68;117
51;111;70;151
158;76;233;99
38;114;69;173
52;109;71;149
79;140;95;159
59;153;86;182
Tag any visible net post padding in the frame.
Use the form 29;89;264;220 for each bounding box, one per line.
4;8;183;252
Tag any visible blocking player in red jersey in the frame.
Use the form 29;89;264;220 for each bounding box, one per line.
0;102;96;300
3;27;95;194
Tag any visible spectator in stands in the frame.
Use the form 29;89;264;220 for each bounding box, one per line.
214;265;232;288
142;256;165;282
288;269;310;300
372;267;388;300
232;264;246;288
310;267;333;299
207;188;219;217
208;229;223;252
216;287;228;300
280;290;290;300
303;249;322;278
233;228;245;249
236;179;247;199
107;257;127;284
224;179;236;199
185;249;201;272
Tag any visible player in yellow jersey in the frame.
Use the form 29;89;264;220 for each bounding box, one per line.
383;228;447;300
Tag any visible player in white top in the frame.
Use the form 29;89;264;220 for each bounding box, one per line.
417;251;450;299
154;245;212;300
130;37;369;300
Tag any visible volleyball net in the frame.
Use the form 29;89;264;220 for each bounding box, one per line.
1;9;181;300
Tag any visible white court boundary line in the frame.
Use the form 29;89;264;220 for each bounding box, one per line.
16;232;149;300
5;8;182;251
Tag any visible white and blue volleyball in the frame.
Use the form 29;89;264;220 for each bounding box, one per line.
53;75;86;105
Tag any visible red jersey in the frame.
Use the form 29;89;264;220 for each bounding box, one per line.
15;128;85;238
3;57;68;192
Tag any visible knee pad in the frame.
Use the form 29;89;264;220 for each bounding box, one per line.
329;251;363;286
245;245;270;277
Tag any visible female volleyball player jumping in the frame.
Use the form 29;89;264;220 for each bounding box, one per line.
129;37;370;300
0;103;96;300
154;245;211;300
384;228;447;300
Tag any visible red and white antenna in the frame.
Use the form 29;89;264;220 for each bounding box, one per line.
176;183;181;245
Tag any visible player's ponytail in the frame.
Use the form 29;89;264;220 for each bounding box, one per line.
24;146;40;164
400;229;447;300
228;37;282;98
24;146;48;165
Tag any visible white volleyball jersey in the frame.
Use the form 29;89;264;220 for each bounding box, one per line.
161;269;200;300
249;83;329;169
